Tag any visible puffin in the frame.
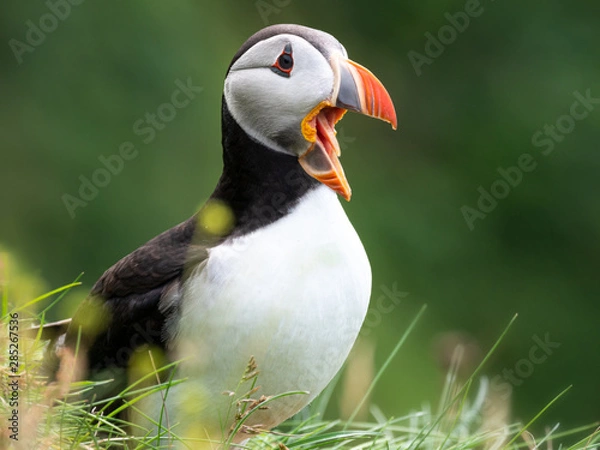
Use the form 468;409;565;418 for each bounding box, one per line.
62;24;397;446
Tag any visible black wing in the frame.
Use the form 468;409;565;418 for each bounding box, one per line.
68;215;208;375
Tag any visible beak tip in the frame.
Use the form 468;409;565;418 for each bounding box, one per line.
343;186;352;201
385;107;398;130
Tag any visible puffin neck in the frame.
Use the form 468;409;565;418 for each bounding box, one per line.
210;99;320;236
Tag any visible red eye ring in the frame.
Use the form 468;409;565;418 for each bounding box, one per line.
271;44;293;78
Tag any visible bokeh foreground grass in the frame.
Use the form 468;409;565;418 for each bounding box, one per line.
1;276;598;449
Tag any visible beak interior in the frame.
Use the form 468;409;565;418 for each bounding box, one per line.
299;58;397;201
299;104;351;201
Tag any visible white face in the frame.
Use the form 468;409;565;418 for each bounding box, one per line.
224;34;347;156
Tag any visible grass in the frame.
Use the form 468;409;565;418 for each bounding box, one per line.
0;276;599;449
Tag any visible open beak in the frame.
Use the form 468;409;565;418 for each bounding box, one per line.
299;57;397;201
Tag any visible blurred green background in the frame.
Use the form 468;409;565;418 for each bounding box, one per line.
1;0;598;432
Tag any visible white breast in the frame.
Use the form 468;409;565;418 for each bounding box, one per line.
157;186;371;442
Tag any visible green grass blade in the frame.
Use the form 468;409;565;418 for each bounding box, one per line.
345;304;427;428
408;313;518;450
503;384;573;449
15;281;81;312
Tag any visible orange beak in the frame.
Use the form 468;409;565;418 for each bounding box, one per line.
299;57;397;201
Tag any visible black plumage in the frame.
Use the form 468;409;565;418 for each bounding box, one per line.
68;92;320;384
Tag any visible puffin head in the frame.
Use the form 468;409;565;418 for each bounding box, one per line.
224;24;397;201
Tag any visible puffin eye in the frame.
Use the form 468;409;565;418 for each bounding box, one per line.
278;53;293;70
271;44;294;78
